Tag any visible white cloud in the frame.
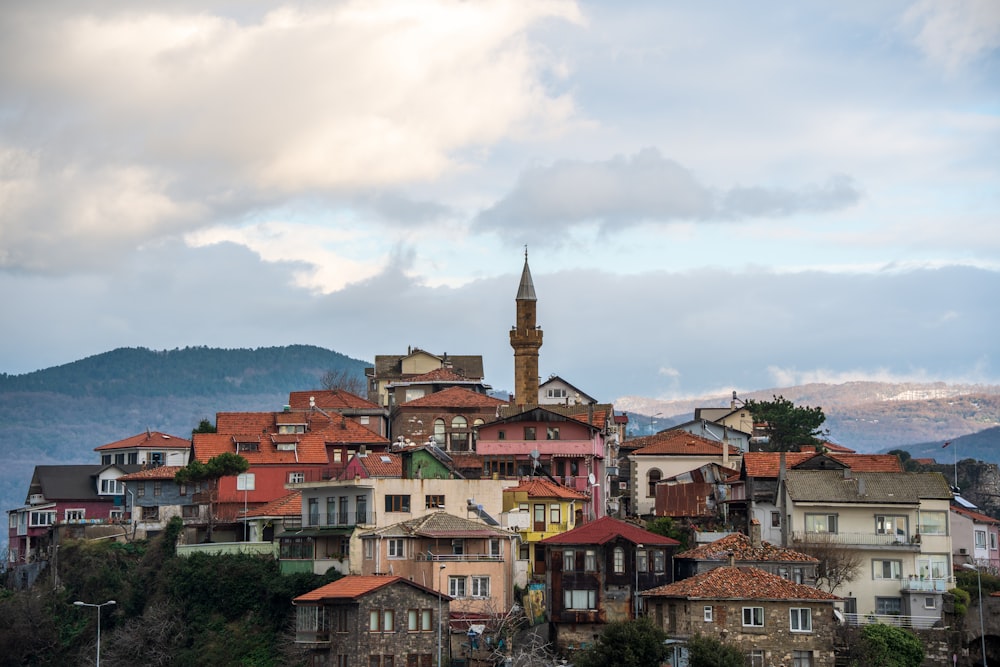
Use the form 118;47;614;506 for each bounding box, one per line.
903;0;1000;72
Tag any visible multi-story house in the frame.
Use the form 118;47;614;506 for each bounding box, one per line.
782;469;953;624
670;418;751;453
243;490;302;543
539;516;679;653
293;575;451;667
477;406;609;521
737;450;904;544
119;465;201;537
951;502;1000;571
500;478;589;583
537;376;596;406
628;430;742;516
288;389;390;438
95;430;191;468
391;386;506;453
674;523;818;583
366;347;486;408
643;565;841;667
359;512;518;618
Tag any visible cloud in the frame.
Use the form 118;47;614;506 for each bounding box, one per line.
473;148;861;244
0;1;582;274
902;0;1000;72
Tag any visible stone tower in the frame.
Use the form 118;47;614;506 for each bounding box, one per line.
510;249;543;407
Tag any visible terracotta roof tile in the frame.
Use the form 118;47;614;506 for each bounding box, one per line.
245;491;302;518
119;466;185;481
503;478;589;500
95;431;191;451
643;566;840;601
401;386;507;409
192;432;329;465
742;452;903;478
631;431;740;457
294;575;449;603
347;453;402;478
540;516;680;546
675;532;818;563
366;511;511;539
390;368;474;384
952;505;1000;524
288;390;382;411
216;412;275;435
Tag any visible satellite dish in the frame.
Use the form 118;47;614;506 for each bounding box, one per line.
588;473;596;485
530;449;540;460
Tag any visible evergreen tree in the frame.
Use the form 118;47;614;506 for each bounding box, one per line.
745;394;828;451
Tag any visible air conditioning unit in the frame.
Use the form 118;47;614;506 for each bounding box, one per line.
959;548;968;555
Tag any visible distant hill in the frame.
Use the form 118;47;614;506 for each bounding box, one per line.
884;425;1000;464
0;345;370;556
617;381;1000;453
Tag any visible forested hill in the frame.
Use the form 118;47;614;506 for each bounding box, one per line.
0;345;368;398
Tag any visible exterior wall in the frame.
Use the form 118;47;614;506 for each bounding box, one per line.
650;598;837;667
672;421;750;452
391;405;499;452
951;510;1000;571
99;446;189;467
631;454;741;516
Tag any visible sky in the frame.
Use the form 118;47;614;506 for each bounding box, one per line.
0;0;998;402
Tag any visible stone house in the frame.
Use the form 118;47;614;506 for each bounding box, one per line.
643;565;840;667
391;386;506;453
365;347;486;408
293;575;451;667
674;525;818;584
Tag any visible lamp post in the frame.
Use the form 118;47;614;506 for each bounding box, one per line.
73;600;116;667
963;563;988;666
635;543;644;618
438;564;446;667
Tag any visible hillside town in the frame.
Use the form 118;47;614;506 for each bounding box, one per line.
6;255;993;667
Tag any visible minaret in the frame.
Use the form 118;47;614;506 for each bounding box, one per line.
510;248;543;407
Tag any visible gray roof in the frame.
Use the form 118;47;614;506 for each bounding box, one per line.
785;470;952;505
371;351;485;380
361;511;511;539
26;464;142;503
516;254;536;301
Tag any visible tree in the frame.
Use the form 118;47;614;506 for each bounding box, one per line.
645;516;690;550
794;533;863;594
843;623;924;667
745;394;828;451
573;618;670;667
686;633;744;667
320;368;366;396
174;453;249;542
191;419;216;434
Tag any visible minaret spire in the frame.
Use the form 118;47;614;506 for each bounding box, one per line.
511;249;542;407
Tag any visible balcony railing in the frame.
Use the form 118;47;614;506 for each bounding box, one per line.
900;576;951;592
791;532;920;548
305;511;373;527
841;612;940;630
415;553;504;562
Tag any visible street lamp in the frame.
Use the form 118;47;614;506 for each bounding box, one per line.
73;600;116;667
438;564;447;667
635;543;644;618
963;563;988;666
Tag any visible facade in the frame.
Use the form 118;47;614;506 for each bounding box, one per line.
674;525;818;583
366;348;485;409
288;389;390;438
643;565;840;667
782;469;953;624
628;430;742;516
951;503;1000;571
359;512;518;617
95;430;191;467
669;419;751;453
293;575;450;667
119;465;203;539
391;386;507;453
537;376;596;406
540;516;679;652
510;252;542;407
653;461;738;521
500;478;589;582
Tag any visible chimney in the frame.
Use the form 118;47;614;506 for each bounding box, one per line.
857;477;866;497
843;468;852;479
750;519;762;548
728;551;735;567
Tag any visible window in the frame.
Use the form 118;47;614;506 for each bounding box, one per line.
100;479;124;494
29;511;55;526
924;596;936;609
637;550;648;572
652;550;665;573
115;453;125;465
789;608;812;632
101;454;111;465
993;533;998;550
364;539;375;560
550;504;561;525
563;589;597;610
489;539;501;557
748;650;765;667
519;544;530;561
584;550;597;571
182;505;199;518
379;610;394;632
873;559;902;580
237;441;259;453
109;509;123;521
153;481;162;497
483;456;516;478
703;606;713;622
563;550;575;571
805;513;837;533
142;506;159;520
497;430;506;440
742;607;764;627
280;537;314;559
425;495;445;509
128;452;138;464
647;469;661;497
289;472;305;484
917;511;947;535
546;427;560;440
385;495;411;512
523;427;536;440
65;509;85;522
792;651;813;667
917;555;949;580
875;515;907;538
471;576;490;598
308;498;320;526
370;611;380;632
547;388;567;398
771;511;781;528
452;539;464;555
449;576;466;598
407;609;433;632
976;530;987;548
875;597;902;615
613;547;625;573
388;538;405;559
137;482;146;497
336;656;350;667
179;483;187;496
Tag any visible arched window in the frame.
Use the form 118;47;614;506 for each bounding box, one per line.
433;419;446;445
450;416;469;451
647;469;662;498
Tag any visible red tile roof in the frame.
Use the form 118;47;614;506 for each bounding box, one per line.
741;452;903;477
192;432;329;465
540;516;680;546
503;478;589;500
95;431;191;451
952;505;1000;525
340;452;402;479
245;491;302;518
631;430;740;457
401;386;507;409
215;412;275;435
293;575;448;603
643;566;840;601
674;532;818;563
288;390;382;411
119;466;185;481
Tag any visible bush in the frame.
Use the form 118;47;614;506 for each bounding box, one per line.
951;587;971;616
574;618;669;667
686;633;744;667
853;623;924;667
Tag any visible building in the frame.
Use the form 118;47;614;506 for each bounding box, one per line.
288;389;390;438
643;565;840;667
119;465;201;538
951;501;1000;571
782;469;953;624
674;524;818;583
366;348;486;409
293;575;451;667
537;375;596;406
510;251;542;407
95;430;191;467
539;516;680;653
391;386;507;453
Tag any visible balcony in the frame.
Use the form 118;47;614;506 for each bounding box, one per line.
900;576;951;592
841;612;940;630
305;511;373;528
791;531;920;549
415;553;504;562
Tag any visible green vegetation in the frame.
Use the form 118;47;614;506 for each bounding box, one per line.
950;586;971;616
573;618;670;667
176;453;251;541
745;394;828;451
844;623;924;667
644;516;689;550
0;523;338;666
686;633;744;667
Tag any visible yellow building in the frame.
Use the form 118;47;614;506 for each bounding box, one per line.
502;478;588;581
